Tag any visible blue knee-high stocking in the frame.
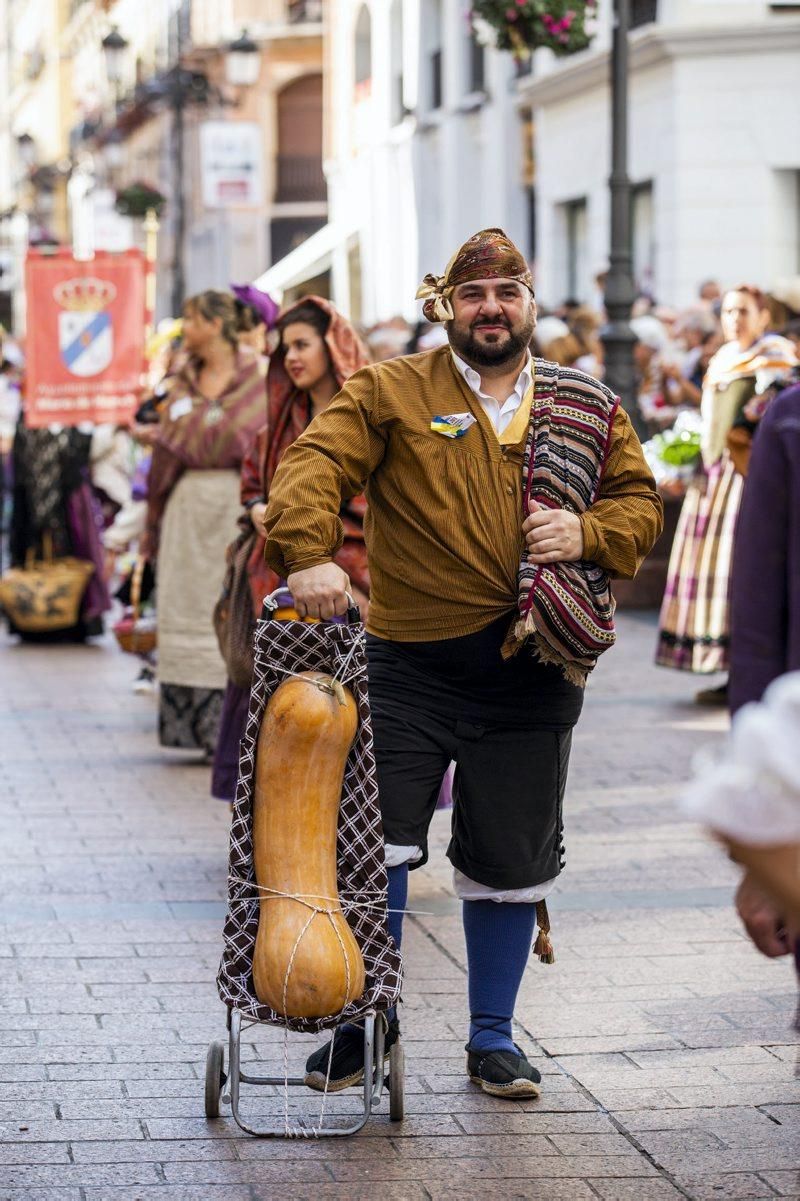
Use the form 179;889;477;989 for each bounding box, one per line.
384;864;408;1026
386;863;408;951
339;863;408;1040
463;899;537;1054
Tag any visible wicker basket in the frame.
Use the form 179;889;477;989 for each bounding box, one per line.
0;534;95;633
113;556;157;656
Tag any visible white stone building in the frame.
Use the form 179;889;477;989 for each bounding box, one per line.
519;0;800;309
258;0;534;324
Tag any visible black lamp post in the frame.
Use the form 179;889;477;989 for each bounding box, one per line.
600;0;645;440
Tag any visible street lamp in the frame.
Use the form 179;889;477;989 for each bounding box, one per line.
600;0;645;440
101;26;130;97
100;22;261;317
225;29;261;88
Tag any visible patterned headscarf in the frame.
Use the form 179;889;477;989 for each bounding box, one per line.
416;228;534;323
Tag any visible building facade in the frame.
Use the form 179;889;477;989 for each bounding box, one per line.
0;0;326;326
519;0;800;308
258;0;534;324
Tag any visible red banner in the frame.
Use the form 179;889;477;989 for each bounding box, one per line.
24;249;146;428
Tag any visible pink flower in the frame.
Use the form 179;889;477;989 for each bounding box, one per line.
516;0;526;6
506;7;518;18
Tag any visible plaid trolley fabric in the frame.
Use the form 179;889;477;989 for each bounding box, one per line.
216;613;403;1032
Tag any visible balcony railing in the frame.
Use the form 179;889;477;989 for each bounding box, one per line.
275;155;326;203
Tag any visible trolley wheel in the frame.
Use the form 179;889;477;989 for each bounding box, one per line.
388;1041;404;1122
204;1040;226;1119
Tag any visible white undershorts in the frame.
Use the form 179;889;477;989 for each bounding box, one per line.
384;843;557;902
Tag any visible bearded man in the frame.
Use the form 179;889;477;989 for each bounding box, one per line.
263;229;663;1099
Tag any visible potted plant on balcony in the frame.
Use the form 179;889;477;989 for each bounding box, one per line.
115;181;166;218
471;1;597;57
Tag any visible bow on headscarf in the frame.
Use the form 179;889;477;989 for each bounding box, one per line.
416;227;534;323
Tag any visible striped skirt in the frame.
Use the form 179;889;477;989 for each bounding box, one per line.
655;456;743;674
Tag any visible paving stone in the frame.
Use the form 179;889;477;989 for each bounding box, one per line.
672;1173;782;1199
0;1165;162;1188
0;1101;58;1122
0;1190;83;1200
251;1190;428;1201
0;1118;144;1142
162;1161;336;1184
71;1140;238;1164
4;616;799;1196
761;1170;800;1196
453;1111;619;1135
0;1143;71;1165
545;1132;645;1156
328;1153;660;1179
425;1184;595;1201
587;1182;685;1200
82;1190;254;1201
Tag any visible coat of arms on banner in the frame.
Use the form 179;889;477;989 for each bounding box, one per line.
53;277;117;377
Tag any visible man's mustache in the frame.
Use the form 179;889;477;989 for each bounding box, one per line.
472;319;511;330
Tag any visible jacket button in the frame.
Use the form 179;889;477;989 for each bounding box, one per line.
506;484;513;495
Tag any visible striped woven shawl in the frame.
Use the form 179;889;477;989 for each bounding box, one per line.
512;359;619;686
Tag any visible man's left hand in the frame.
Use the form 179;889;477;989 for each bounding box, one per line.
523;500;584;564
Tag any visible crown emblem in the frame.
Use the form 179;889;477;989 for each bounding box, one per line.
53;277;117;313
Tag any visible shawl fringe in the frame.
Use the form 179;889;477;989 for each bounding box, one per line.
508;611;590;688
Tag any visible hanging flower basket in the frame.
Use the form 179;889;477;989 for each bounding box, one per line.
471;1;597;58
115;182;167;218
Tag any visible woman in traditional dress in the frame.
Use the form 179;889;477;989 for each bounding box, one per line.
211;296;370;801
145;290;268;755
9;424;112;641
655;285;796;702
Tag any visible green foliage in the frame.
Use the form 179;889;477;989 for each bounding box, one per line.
471;1;598;57
115;182;166;218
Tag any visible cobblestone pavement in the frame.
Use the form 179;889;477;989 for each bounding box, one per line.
1;613;798;1201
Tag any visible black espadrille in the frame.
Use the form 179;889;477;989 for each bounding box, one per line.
466;1045;542;1099
305;1017;399;1092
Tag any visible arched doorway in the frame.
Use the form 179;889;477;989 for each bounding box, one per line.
275;73;325;204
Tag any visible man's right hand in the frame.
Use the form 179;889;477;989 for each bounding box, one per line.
286;562;351;621
735;872;790;959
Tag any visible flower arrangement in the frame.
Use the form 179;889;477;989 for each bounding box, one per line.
471;1;597;57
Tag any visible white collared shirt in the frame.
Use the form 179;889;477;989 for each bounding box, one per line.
451;350;533;435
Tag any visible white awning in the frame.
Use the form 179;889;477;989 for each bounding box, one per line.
253;221;355;298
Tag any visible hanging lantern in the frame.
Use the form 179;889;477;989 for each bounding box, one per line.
225;29;261;88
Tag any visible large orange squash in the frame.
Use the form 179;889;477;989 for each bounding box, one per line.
252;671;366;1018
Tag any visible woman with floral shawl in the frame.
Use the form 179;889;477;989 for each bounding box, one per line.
655;286;797;701
211;296;370;800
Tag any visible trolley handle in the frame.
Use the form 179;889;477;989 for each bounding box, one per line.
261;586;361;627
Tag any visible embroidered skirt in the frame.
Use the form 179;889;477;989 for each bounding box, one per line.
655;456;743;674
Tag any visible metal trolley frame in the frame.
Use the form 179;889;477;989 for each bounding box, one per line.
205;1007;404;1137
207;590;404;1137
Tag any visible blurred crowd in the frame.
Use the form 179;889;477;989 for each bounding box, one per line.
3;265;800;1021
1;268;799;759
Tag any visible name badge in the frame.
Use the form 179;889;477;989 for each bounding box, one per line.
169;396;193;422
430;412;477;439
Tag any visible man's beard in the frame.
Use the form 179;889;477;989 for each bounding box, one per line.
448;314;536;368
